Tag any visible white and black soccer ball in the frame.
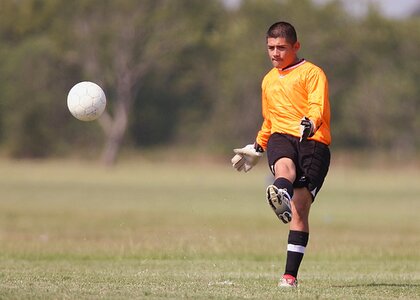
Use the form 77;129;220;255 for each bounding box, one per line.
67;81;106;121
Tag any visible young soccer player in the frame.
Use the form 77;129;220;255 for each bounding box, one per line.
231;21;331;287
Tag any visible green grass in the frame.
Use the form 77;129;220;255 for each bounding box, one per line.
0;159;419;299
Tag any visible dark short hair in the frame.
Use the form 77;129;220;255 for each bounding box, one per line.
266;22;297;44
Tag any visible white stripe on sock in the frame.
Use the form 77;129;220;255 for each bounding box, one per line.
287;244;306;254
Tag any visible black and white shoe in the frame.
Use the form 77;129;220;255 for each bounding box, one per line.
266;185;292;224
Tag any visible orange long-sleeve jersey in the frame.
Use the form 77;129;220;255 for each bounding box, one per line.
256;59;331;149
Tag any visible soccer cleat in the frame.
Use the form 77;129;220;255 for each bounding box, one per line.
266;185;292;224
278;274;298;287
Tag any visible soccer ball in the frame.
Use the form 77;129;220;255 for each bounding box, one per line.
67;81;106;121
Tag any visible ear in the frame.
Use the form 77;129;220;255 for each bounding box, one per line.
293;41;301;52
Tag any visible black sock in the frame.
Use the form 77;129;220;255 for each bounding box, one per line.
284;230;309;278
274;177;294;199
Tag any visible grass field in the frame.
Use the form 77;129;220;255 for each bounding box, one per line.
0;159;419;299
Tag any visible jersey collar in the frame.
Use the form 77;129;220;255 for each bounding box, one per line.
280;59;306;71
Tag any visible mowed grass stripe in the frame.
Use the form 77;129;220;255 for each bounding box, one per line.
0;160;418;299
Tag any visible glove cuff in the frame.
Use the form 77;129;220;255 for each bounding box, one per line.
254;142;264;153
309;119;315;137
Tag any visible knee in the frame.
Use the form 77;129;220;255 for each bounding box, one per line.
274;158;296;181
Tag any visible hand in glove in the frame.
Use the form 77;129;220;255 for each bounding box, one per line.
299;117;315;142
231;144;263;172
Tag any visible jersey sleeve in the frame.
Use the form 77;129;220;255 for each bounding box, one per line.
306;68;329;131
256;82;272;150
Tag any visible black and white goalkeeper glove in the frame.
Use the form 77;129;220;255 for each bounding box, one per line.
299;117;315;142
231;144;263;172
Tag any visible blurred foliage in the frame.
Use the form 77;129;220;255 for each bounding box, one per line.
0;0;418;159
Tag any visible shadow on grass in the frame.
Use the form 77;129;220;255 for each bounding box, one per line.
332;283;420;288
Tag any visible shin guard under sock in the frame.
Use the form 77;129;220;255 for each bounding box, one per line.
284;230;309;278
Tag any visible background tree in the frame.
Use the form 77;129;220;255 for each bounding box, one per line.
55;0;225;165
0;0;418;163
0;0;74;158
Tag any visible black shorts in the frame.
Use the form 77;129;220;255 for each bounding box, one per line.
266;133;330;199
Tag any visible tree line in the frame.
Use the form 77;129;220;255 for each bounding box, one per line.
0;0;418;164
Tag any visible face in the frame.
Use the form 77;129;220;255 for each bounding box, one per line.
267;37;300;69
